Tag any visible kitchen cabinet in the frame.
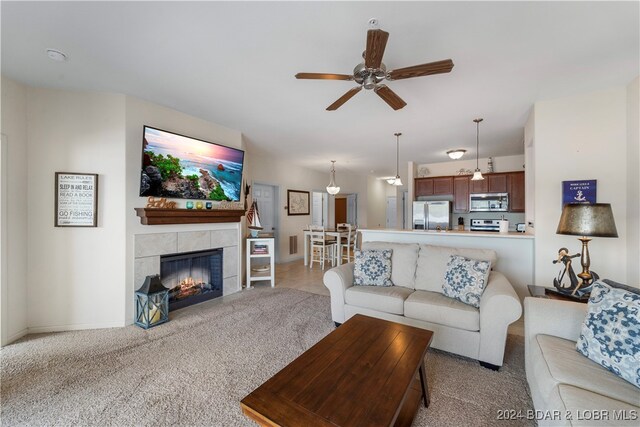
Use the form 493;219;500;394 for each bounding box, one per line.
469;177;488;193
453;176;469;213
508;172;525;212
415;177;453;197
433;177;453;195
415;178;434;197
488;174;508;193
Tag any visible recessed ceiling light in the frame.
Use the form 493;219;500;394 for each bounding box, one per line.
447;149;466;160
46;49;68;62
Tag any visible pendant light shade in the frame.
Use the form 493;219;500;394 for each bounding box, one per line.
470;118;485;181
388;132;403;186
326;160;340;195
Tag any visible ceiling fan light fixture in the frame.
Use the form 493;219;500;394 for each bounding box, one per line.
472;118;485;181
447;149;466;160
363;74;376;90
326;160;340;195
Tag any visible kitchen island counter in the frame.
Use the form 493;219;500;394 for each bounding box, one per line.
359;228;534;301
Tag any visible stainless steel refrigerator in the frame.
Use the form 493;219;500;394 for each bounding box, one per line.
412;201;451;230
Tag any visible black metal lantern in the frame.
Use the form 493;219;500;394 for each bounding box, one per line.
135;275;169;329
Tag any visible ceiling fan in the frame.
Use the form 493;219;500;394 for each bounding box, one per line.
295;28;454;111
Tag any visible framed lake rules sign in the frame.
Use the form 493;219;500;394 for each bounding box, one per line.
55;172;99;227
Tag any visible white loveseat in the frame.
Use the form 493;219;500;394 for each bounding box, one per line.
525;297;640;426
323;242;522;369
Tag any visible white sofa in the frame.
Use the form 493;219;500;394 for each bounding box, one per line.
323;242;522;369
525;297;640;426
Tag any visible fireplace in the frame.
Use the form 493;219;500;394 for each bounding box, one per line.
160;248;223;311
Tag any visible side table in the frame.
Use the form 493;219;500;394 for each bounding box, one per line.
527;285;589;304
246;237;275;289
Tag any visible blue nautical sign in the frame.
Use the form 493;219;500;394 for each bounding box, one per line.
562;180;597;205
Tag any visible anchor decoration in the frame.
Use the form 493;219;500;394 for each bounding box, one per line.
552;247;598;297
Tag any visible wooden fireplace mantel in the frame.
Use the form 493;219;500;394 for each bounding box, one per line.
134;208;245;225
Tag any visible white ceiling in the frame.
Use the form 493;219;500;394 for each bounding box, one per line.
2;1;638;177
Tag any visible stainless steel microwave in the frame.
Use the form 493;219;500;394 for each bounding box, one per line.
469;193;509;212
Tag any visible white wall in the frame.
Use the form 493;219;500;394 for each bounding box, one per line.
627;77;639;285
124;96;245;323
0;77;29;344
417;154;524;177
366;175;387;229
248;151;368;263
26;88;127;332
533;87;629;285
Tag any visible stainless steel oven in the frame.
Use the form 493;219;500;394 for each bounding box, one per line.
469;193;509;212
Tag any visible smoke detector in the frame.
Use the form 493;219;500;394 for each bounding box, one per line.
46;49;68;62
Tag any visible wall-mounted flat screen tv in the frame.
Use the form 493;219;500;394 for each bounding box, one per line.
139;126;245;202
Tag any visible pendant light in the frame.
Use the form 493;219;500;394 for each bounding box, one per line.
471;118;485;181
386;132;403;186
326;160;340;195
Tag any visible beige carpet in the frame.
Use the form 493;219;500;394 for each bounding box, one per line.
1;288;534;426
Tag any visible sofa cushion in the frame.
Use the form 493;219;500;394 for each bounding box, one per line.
361;242;419;289
558;384;640;426
353;249;393;287
414;244;497;293
345;285;414;315
404;290;480;332
536;334;639;406
442;255;491;308
576;281;640;388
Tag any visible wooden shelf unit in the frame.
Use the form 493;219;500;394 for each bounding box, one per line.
134;208;244;225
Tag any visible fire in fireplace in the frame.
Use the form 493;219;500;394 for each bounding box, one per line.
160;248;223;311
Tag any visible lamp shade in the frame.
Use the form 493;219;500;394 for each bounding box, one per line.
556;203;618;237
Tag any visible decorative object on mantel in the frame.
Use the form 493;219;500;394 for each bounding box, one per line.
217;200;244;210
447;149;466;160
554;203;618;296
206;202;213;210
246;201;263;237
196;201;204;209
487;157;494;173
326;160;340;195
456;168;473;176
244;181;251;210
471;118;484;181
134;275;169;329
55;172;98;227
287;190;310;216
186;201;194;209
386;133;403;186
417;166;430;177
145;196;177;209
134;208;245;225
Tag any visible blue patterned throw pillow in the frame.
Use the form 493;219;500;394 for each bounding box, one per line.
354;249;393;287
442;255;491;308
576;281;640;388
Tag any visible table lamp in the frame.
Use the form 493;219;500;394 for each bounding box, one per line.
556;203;618;287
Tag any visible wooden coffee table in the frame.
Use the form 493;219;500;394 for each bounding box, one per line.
240;314;434;427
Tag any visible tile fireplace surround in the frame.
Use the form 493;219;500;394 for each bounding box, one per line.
134;228;241;300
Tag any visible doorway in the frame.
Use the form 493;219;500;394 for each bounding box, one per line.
252;183;279;262
335;197;347;225
386;196;397;228
311;191;328;228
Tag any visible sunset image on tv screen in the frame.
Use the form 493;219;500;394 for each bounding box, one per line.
139;126;244;201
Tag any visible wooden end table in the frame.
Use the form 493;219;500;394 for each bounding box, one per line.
241;314;434;427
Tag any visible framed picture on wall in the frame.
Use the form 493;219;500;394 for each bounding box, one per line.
287;189;310;216
562;179;596;206
55;172;99;227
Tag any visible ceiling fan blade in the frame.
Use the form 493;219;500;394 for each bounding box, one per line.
295;73;353;81
326;87;362;111
365;29;389;69
374;85;407;110
387;59;454;80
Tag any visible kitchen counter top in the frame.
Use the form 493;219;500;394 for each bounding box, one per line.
360;228;534;239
